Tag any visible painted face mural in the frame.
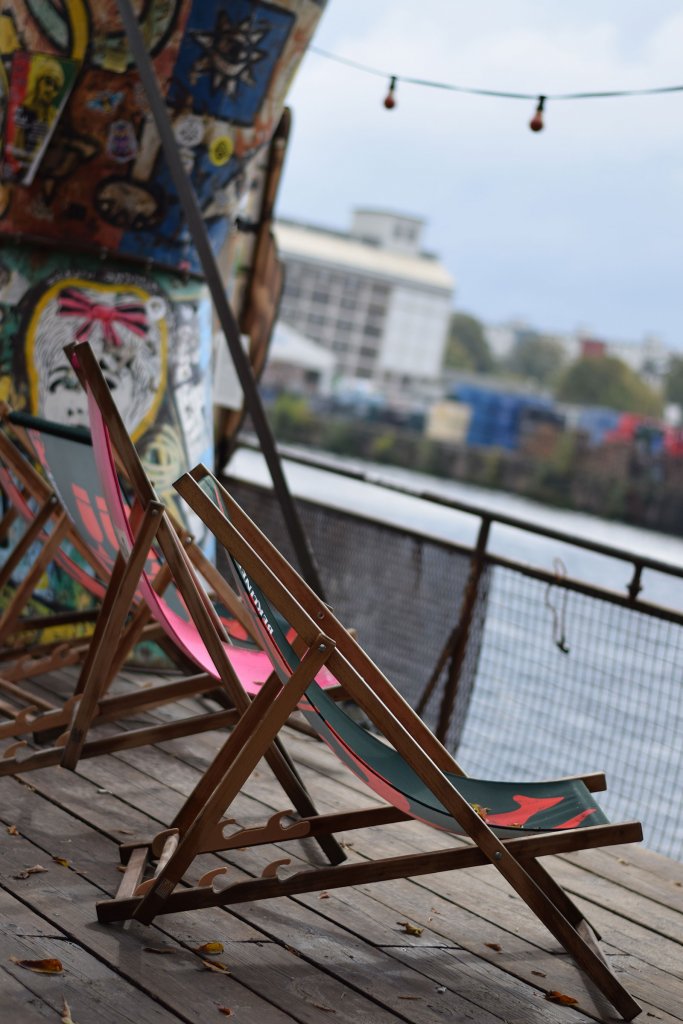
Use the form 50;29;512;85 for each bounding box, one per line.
27;277;166;436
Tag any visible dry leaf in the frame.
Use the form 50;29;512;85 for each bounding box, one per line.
545;991;578;1006
143;946;178;955
218;1010;233;1018
61;998;76;1024
470;803;489;820
52;857;70;868
485;942;502;952
12;864;48;880
397;920;423;936
7;824;18;836
311;1004;335;1013
531;970;547;978
195;942;224;955
10;956;63;974
201;959;231;974
319;891;331;900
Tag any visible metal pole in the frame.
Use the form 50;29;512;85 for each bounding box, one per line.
115;0;326;598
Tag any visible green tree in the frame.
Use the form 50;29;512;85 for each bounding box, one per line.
443;312;494;373
665;355;683;406
556;355;664;415
505;332;566;386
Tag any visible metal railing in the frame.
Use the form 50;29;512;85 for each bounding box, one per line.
225;443;683;860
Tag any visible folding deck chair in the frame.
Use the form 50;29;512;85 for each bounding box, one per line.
97;457;645;1020
0;340;345;864
0;409;108;651
0;411;119;734
0;408;252;750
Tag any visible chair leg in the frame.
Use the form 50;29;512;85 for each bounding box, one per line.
524;857;601;941
497;853;640;1020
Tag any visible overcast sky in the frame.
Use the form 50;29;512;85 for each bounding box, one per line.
277;1;683;351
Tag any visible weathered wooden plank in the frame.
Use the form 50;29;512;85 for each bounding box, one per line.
0;796;302;1024
0;886;185;1024
1;773;508;1024
0;965;66;1023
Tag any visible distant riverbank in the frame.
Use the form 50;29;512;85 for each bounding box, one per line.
265;397;683;538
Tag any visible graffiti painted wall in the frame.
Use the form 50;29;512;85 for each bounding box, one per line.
0;0;327;614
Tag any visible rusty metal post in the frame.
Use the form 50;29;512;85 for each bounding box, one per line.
431;517;491;745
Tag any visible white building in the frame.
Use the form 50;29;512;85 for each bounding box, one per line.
261;321;336;396
274;209;454;395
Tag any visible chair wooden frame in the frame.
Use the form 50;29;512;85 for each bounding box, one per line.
0;407;239;748
99;462;644;1021
0;411;118;733
0;340;345;867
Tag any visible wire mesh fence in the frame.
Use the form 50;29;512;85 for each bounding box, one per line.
223;470;683;861
223;476;489;751
458;567;683;859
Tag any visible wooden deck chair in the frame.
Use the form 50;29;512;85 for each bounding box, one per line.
0;409;109;651
0;411;118;733
100;462;644;1021
0;408;234;745
0;340;345;864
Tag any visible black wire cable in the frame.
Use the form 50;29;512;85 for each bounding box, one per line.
310;45;683;102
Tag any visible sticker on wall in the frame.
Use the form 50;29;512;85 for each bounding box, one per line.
106;119;138;162
208;134;233;166
3;51;79;184
173;112;205;148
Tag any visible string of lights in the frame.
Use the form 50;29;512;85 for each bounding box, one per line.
310;45;683;131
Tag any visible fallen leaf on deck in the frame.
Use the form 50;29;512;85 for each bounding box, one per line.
485;943;502;952
7;824;18;835
61;998;76;1023
218;1010;233;1017
397;920;423;936
12;864;48;879
9;956;63;974
52;857;70;867
531;970;547;977
143;946;178;955
311;1004;335;1013
545;990;578;1005
195;942;225;955
201;959;231;974
618;858;630;865
319;891;330;899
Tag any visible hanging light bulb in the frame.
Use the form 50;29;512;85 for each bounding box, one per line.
383;76;397;109
529;95;546;132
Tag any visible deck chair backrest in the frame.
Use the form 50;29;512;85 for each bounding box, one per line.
63;340;318;692
177;467;611;836
0;415;107;601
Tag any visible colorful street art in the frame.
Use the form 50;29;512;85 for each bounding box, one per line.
0;1;325;272
0;0;327;628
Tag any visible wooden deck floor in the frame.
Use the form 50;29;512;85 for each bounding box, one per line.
1;666;682;1024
